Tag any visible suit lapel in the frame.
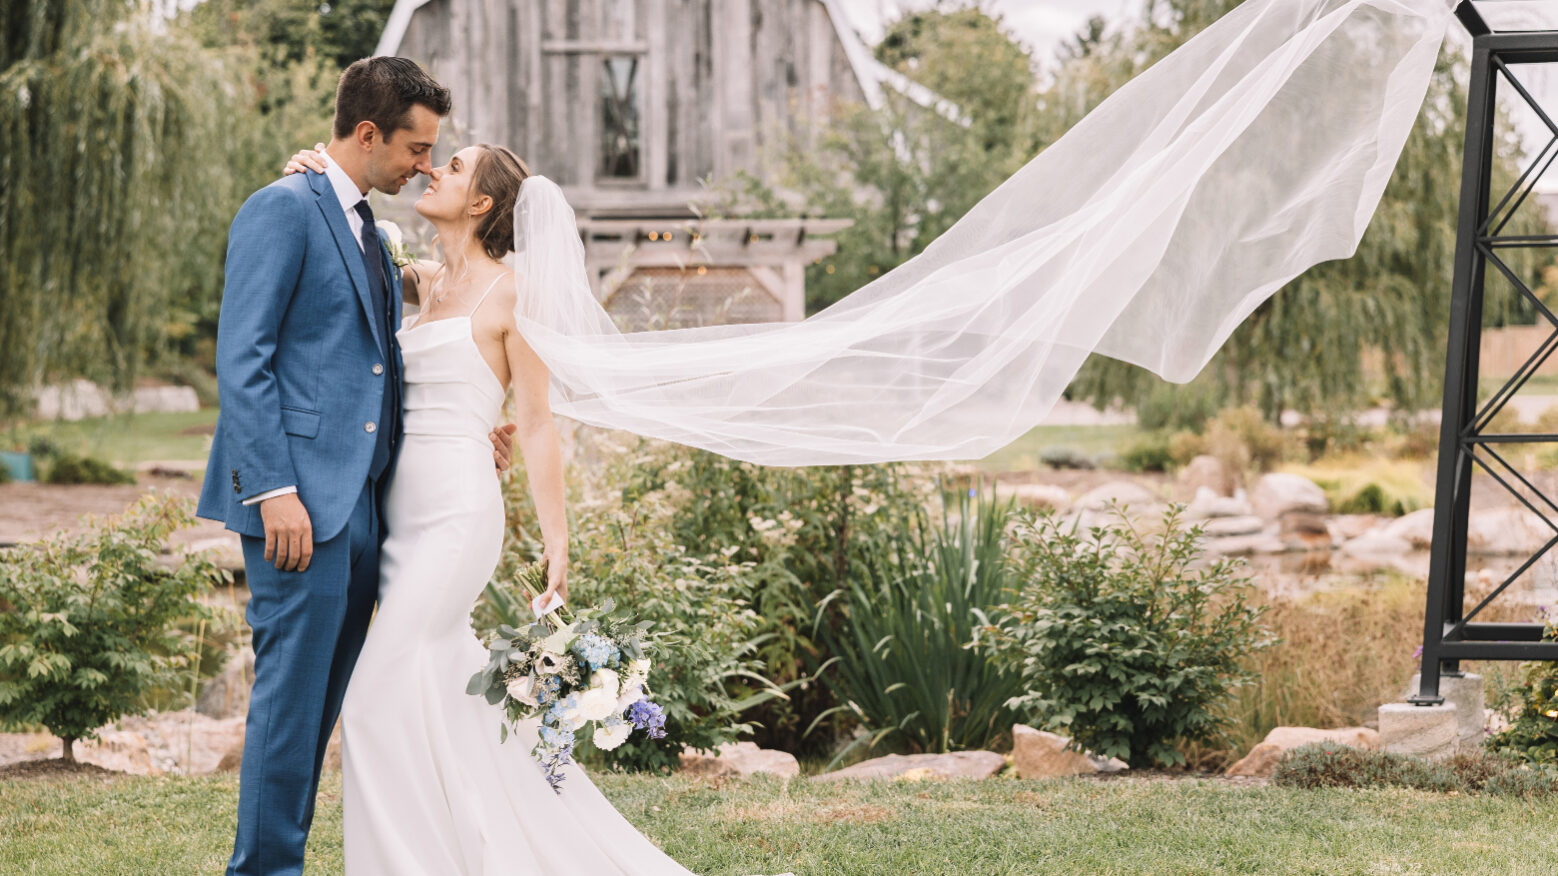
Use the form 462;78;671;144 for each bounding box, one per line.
308;172;385;354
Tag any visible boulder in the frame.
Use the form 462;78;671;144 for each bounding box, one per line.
1225;726;1379;777
813;751;1006;782
1466;508;1549;556
1011;724;1127;779
1185;487;1253;520
1381;508;1436;550
196;646;254;719
1339;528;1413;558
1203;533;1288;556
1278;511;1333;551
1004;483;1071;512
1250;473;1329;520
117;712;246;775
1201;515;1265;538
1179;455;1234;497
1328;514;1384;544
679;742;800;779
1073;481;1158;513
76;729;156;775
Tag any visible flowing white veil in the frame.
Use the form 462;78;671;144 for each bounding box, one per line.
511;0;1458;467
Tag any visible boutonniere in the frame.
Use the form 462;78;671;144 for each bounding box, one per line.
376;219;415;268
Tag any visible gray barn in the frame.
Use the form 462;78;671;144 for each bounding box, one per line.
377;0;949;328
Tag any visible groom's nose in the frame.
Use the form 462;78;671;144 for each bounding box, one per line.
414;154;433;176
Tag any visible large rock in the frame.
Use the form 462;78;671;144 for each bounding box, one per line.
1010;724;1127;779
1382;508;1436;550
1179;455;1234;497
1203;533;1287;556
1249;473;1329;521
813;751;1006;782
1003;483;1072;512
1225;726;1379;777
117;712;245;775
679;741;799;779
196;646;254;719
1339;528;1413;558
1185;487;1253;520
1466;508;1549;556
1201;515;1265;538
76;729;156;775
1073;481;1158;513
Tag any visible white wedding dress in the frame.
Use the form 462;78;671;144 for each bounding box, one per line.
338;283;695;875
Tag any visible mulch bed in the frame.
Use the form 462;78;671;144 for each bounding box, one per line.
0;759;121;781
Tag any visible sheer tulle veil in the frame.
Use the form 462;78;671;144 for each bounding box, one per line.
509;0;1459;467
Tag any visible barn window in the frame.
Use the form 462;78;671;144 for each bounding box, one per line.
600;55;642;180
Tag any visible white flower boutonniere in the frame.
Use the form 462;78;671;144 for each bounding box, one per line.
375;219;414;268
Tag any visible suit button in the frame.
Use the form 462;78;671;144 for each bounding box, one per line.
365;422;377;433
372;363;384;375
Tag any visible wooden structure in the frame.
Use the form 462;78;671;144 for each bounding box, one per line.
377;0;950;328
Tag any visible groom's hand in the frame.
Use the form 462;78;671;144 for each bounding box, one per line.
490;423;517;472
260;493;314;572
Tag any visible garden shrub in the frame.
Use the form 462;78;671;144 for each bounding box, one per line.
45;452;136;485
1119;432;1174;473
0;494;225;760
1203;405;1293;483
476;437;787;773
984;506;1271;767
1039;447;1094;470
615;439;937;755
1284;460;1431;517
1488;620;1558;766
813;487;1024;765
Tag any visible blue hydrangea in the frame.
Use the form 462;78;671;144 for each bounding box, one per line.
627;698;666;740
571;634;620;672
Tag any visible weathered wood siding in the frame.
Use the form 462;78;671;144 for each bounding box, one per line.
397;0;866;212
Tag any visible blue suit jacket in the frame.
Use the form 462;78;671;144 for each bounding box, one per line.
197;170;404;543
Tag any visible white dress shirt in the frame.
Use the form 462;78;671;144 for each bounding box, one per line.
243;159;370;507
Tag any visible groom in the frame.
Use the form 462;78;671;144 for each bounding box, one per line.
197;57;511;876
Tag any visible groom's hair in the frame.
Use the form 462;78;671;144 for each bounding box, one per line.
333;57;452;142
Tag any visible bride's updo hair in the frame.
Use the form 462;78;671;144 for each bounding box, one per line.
470;144;532;260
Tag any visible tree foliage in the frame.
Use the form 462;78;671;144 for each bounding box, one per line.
0;493;224;761
0;0;250;416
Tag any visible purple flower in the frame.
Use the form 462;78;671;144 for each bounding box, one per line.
1412;645;1423;659
628;698;667;740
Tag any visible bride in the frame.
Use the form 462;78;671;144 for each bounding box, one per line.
283;144;705;875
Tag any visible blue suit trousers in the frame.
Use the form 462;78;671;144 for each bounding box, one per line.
227;479;380;876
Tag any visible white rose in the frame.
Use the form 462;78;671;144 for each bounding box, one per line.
593;720;632;751
375;219;403;247
616;683;645;712
577;669;620;722
505;673;540;707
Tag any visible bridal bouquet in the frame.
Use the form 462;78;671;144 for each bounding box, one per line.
466;564;667;792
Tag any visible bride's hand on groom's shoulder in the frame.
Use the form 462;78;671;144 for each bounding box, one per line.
283;143;329;176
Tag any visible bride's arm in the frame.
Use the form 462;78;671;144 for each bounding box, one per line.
501;296;568;602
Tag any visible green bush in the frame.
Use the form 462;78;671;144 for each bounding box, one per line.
814;487;1024;765
1039;448;1094;470
1274;743;1557;797
984;506;1271;767
616;440;935;755
45;452;135;485
1488;620;1558;766
0;494;225;760
1118;432;1174;473
476;436;788;774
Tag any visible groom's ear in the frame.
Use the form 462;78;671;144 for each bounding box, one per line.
352;119;381;151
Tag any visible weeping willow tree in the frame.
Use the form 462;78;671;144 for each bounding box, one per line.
1064;0;1556;427
0;0;248;417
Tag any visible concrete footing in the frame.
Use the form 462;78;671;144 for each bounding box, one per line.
1404;672;1485;750
1379;702;1459;759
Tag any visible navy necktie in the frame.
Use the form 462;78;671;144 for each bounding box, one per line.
352;200;391;353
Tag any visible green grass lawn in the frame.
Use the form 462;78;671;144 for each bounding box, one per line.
974;424;1142;473
6;771;1558;875
9;408;219;468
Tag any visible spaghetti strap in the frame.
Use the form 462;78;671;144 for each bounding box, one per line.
467;273;507;316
